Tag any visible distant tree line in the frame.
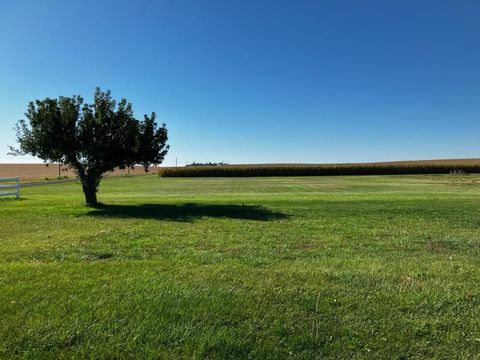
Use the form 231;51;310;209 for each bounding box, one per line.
186;162;228;167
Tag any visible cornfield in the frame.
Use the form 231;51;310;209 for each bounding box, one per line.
159;159;480;177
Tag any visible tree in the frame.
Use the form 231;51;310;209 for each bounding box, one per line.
10;88;169;206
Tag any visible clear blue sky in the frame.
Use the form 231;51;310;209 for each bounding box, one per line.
1;0;479;165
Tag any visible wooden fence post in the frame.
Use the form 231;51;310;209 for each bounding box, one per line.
16;177;20;199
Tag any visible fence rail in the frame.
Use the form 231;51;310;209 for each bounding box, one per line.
0;177;20;199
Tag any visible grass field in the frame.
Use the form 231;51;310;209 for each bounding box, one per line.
1;174;480;358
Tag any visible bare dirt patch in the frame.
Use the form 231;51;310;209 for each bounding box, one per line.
0;164;157;180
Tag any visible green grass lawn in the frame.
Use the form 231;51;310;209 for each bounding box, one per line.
1;174;480;358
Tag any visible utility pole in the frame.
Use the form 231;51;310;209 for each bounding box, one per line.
176;157;178;167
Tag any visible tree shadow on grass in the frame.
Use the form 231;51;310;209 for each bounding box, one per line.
0;197;28;203
86;203;288;222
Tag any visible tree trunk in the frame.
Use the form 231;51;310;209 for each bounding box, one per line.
81;176;98;206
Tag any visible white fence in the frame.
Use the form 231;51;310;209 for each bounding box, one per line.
0;177;20;199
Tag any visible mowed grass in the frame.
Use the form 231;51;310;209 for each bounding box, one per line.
1;174;480;358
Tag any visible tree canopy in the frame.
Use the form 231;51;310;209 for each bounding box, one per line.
11;88;169;205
